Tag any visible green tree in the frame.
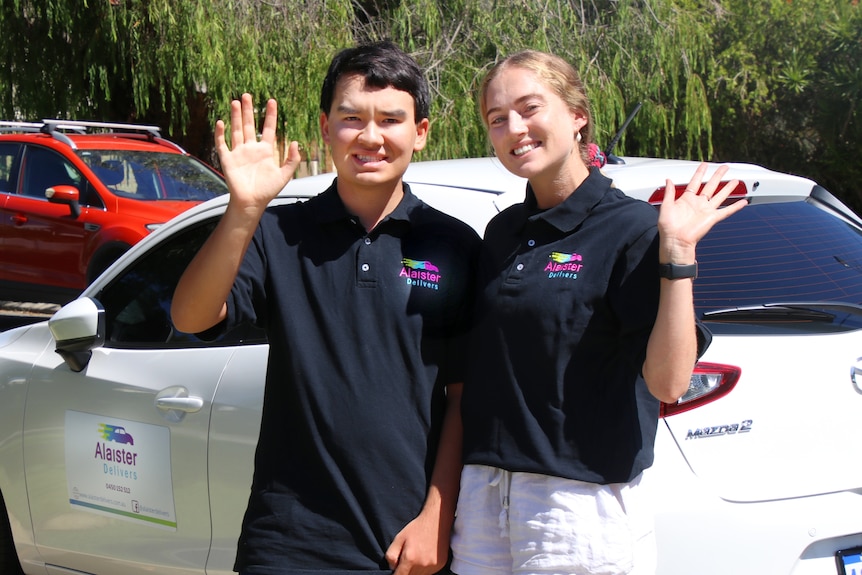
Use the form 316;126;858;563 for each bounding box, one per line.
709;0;862;208
2;0;860;210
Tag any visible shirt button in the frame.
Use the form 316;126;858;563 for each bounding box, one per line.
361;263;370;272
516;263;524;271
364;237;372;245
527;239;536;247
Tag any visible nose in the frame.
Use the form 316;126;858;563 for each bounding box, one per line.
507;111;527;136
357;121;383;146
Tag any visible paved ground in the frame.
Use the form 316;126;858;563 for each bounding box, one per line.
0;301;60;317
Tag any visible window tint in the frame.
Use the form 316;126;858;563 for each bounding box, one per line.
21;146;83;198
76;149;227;201
0;143;21;192
96;218;266;348
695;201;862;315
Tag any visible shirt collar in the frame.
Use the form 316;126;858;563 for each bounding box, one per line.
525;167;612;232
311;179;420;227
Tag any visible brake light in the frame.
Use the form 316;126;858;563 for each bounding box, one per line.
660;362;741;417
648;181;748;206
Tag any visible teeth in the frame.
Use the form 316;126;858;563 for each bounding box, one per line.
513;144;536;156
357;155;382;162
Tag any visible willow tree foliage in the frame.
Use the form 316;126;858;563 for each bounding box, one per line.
0;0;354;165
0;0;718;163
1;0;860;207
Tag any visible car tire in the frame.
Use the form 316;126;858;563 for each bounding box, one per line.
0;491;24;575
86;242;131;285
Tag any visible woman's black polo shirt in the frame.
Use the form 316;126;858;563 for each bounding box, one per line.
461;168;665;485
224;181;480;574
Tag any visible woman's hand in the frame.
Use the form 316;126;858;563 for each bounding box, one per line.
657;162;747;263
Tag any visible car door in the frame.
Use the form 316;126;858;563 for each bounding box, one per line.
20;218;266;575
0;142;22;274
4;145;92;289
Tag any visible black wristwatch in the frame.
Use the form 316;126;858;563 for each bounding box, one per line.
658;261;698;280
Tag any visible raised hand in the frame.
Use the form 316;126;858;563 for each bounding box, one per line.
657;162;747;263
215;93;302;212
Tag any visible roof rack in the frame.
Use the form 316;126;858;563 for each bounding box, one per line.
0;119;164;149
41;119;162;137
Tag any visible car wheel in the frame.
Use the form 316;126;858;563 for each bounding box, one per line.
86;242;131;285
0;491;24;575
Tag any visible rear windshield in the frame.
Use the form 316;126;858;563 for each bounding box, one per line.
695;200;862;316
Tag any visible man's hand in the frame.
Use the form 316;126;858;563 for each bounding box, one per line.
215;93;302;213
385;509;449;575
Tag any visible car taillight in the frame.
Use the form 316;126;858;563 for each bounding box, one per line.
660;362;741;417
648;181;748;206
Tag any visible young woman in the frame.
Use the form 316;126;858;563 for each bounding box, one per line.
451;50;746;575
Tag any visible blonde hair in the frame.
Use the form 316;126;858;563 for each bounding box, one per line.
479;50;594;165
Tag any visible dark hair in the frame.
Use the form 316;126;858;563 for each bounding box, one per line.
319;41;430;122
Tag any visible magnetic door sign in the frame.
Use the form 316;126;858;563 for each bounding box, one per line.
64;410;177;530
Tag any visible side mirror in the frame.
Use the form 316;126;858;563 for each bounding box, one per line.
49;297;106;372
46;185;81;218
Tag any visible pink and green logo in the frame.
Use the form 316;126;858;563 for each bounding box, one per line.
545;251;583;277
400;258;442;290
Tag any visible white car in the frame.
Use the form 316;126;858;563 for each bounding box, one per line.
1;157;861;575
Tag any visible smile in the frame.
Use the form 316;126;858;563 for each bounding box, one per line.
513;143;539;156
356;154;385;163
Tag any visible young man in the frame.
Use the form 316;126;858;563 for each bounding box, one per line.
171;42;479;575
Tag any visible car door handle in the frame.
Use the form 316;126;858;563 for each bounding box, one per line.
155;386;204;423
155;396;204;412
12;213;27;225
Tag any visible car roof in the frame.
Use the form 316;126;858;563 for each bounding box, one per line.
86;155;836;295
124;156;828;252
0;119;188;153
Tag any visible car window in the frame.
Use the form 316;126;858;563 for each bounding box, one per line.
21;146;83;199
695;200;862;316
77;150;227;201
0;143;21;193
96;218;266;349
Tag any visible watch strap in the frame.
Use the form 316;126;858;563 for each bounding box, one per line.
658;261;698;280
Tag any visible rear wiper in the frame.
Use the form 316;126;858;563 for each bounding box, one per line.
702;301;862;323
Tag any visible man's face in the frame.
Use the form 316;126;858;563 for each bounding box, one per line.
321;74;429;194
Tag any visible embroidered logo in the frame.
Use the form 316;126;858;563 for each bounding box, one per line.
544;251;583;279
400;258;441;290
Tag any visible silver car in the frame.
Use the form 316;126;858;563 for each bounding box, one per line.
1;157;861;575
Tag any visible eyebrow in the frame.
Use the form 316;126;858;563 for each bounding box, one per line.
335;104;408;119
485;92;546;118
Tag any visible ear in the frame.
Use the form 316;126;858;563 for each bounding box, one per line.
571;109;588;135
319;112;330;145
413;117;430;152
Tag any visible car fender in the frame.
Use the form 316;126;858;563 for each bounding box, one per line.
0;322;54;570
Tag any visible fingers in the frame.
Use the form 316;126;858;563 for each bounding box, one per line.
384;538;402;570
281;140;302;183
683;162;709;195
214;119;227;154
229;98;244;148
241;93;257;144
260;98;278;144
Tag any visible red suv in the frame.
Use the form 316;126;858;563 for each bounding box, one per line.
0;119;227;304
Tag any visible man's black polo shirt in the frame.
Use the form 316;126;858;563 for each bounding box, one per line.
461;168;665;485
225;181;479;574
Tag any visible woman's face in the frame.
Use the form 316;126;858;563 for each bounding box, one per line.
483;66;587;185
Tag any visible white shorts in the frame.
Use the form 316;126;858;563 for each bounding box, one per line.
450;465;656;575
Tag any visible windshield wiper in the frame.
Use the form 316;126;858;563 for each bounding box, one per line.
702;301;862;324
